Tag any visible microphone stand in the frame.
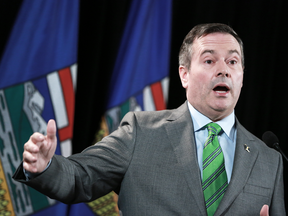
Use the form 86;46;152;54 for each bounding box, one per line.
273;143;288;162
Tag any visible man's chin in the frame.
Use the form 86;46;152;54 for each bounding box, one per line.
207;105;233;121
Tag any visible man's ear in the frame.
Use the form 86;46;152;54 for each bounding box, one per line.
179;65;189;89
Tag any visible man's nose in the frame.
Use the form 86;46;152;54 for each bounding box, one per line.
216;61;231;78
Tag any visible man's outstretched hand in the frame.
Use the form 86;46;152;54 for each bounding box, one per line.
23;119;57;173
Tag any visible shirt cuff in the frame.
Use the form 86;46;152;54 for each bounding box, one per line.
23;159;52;181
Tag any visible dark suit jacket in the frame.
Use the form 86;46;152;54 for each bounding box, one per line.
13;102;286;215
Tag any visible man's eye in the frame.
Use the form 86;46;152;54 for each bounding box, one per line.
229;60;237;65
205;60;213;64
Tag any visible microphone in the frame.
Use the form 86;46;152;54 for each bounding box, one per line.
262;131;288;162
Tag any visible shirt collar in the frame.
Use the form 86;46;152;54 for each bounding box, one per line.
187;101;235;139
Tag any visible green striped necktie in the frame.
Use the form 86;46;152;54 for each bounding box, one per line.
202;123;228;216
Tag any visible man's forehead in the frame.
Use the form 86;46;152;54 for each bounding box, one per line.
200;49;241;57
193;33;241;54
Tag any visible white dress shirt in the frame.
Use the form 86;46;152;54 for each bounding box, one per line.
187;102;237;183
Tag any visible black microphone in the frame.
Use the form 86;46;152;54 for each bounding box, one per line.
262;131;288;162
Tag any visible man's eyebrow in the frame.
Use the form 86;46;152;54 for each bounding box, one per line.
200;49;214;56
229;49;240;56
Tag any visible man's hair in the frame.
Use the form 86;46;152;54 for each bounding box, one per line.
179;23;244;70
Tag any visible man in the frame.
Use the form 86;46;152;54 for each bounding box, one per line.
13;23;285;215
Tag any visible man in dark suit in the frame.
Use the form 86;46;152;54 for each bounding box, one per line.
13;23;285;215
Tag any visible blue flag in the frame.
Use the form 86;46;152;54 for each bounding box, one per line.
90;0;172;213
0;0;94;215
104;0;172;133
0;0;172;215
96;0;172;212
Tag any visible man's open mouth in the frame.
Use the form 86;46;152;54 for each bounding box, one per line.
213;85;230;93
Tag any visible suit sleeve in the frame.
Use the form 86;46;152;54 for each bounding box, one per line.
12;112;138;204
269;153;286;216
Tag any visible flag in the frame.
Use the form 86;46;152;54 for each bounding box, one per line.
0;0;172;215
91;0;172;214
104;0;172;133
0;0;95;215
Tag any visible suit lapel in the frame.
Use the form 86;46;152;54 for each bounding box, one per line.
215;120;259;216
165;103;259;215
164;102;207;216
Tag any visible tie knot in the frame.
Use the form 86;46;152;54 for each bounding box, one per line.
206;122;222;136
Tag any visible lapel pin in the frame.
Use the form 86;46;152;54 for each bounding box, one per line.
244;144;250;153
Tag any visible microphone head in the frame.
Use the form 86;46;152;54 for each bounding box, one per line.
262;131;279;148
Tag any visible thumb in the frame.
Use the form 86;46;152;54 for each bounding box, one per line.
47;119;57;141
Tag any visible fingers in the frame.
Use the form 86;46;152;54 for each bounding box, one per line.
28;119;56;152
23;160;38;173
23;138;50;173
23;146;39;173
30;132;45;146
23;149;37;162
29;119;56;146
24;139;39;153
22;119;57;173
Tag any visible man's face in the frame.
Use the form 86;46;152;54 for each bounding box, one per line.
179;33;244;121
